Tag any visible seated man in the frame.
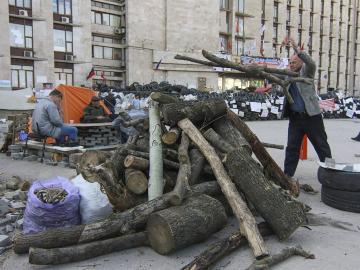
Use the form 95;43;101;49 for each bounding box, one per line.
81;96;111;123
32;89;78;146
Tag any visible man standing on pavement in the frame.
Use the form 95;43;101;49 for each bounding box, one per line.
282;38;332;178
32;89;78;146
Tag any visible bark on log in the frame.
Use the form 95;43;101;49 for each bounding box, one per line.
162;127;181;145
189;149;206;185
178;118;269;259
13;181;221;254
224;148;307;241
262;142;284;150
29;232;148;265
227;110;300;197
203;128;234;153
147;194;227;255
125;169;148;195
181;222;273;270
150;91;179;104
161;99;227;126
169;132;191;205
212;118;252;154
79;150;111;182
124;155;149;171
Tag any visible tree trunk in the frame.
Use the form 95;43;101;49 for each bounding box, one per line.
227;110;300;197
150;92;179;104
29;232;148;265
212;118;252;154
161;99;227;126
169;132;191;206
162;127;181;145
147;194;227;255
124;155;149;171
224;148;307;240
13;181;221;254
203;128;233;153
125;169;148;195
189;149;206;185
79;150;112;182
181;223;273;270
178;118;269;259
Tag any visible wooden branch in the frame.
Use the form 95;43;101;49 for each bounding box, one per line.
203;128;234;153
189;149;206;185
201;50;294;104
29;232;148;265
181;222;273;270
150;91;179;104
245;245;315;270
169;132;191;205
227;110;300;197
262;142;284;150
178;118;269;259
161;99;228;126
162;127;181;145
122;118;145;128
13;181;221;254
174;54;299;77
124;155;149;170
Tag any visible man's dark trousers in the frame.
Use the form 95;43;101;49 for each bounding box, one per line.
284;113;332;177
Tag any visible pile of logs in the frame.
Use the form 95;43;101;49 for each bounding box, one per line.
12;92;314;269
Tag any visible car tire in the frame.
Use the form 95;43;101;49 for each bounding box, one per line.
321;185;360;213
317;166;360;192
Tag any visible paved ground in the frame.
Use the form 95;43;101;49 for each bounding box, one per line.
0;118;359;270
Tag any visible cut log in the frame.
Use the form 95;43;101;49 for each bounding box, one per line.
124;155;149;171
162;127;181;145
150;91;179;104
212;118;252;154
13;181;221;254
161;99;227;126
181;222;273;270
125;169;148;195
79;150;111;182
169;132;191;205
189;148;206;185
178;118;269;259
224;148;307;240
29;232;148;265
148;99;163;200
147;194;227;255
203;128;233;153
227;110;300;197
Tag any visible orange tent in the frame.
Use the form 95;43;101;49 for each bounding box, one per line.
56;84;110;124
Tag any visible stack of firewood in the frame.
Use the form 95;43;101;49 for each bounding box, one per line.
12;92;315;269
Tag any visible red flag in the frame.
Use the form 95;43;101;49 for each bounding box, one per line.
318;98;336;110
100;71;106;80
86;68;95;80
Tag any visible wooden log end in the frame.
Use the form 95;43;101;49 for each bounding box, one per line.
147;213;175;255
162;132;178;145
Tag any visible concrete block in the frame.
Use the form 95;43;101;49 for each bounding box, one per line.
0;200;10;217
5;225;13;233
11;153;23;160
6;176;21;190
5;213;19;222
23;155;38;162
0;235;10;247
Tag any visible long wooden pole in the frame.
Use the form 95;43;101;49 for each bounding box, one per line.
178;118;269;259
148;99;163;200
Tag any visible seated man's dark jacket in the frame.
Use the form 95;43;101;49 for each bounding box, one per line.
81;104;110;123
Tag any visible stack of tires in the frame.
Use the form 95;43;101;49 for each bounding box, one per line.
318;167;360;213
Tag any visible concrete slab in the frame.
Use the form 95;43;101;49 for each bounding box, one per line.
0;118;359;270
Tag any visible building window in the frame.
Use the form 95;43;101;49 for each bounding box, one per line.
235;0;244;13
8;0;31;8
92;35;122;44
11;65;33;89
52;0;72;15
235;38;244;55
53;29;73;53
9;23;33;49
91;1;123;11
219;35;229;53
219;0;229;10
55;68;73;85
92;46;122;60
235;17;244;36
91;11;121;27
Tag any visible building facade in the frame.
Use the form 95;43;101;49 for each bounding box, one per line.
0;0;359;95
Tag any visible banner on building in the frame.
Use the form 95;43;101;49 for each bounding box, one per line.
240;56;289;69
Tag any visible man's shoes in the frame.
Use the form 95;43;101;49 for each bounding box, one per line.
351;136;360;142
